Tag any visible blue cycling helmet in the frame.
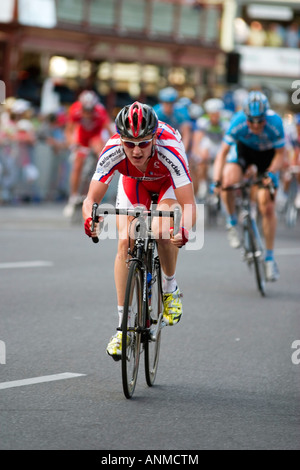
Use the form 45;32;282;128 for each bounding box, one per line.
158;87;178;103
177;97;192;108
244;91;269;120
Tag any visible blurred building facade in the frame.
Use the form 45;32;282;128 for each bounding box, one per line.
0;0;228;114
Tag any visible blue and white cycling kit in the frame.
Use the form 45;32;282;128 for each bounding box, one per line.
153;103;189;131
224;109;285;152
223;110;285;186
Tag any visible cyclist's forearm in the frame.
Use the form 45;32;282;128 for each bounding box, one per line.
82;181;108;220
213;142;230;182
267;147;285;174
181;204;197;231
174;184;197;231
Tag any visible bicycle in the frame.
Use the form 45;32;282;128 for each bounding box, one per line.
222;177;275;297
91;197;181;399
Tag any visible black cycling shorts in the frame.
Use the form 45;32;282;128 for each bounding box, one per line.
235;141;275;174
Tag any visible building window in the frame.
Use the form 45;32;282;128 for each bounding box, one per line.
120;0;146;32
179;4;201;39
151;1;175;35
89;0;116;27
56;0;84;24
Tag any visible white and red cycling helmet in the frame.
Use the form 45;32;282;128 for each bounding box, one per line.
79;90;99;110
115;101;158;138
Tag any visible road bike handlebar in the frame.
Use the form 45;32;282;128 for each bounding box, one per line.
222;176;275;200
91;203;182;244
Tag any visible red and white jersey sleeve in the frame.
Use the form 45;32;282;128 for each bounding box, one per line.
92;134;126;185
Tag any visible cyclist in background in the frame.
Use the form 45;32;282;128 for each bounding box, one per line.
63;90;113;217
153;87;191;150
82;102;197;360
276;112;298;211
191;98;229;200
292;113;300;208
213;91;285;282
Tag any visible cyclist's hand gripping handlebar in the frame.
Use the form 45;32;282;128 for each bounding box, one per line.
263;172;276;201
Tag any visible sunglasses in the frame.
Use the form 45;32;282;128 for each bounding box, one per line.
247;117;265;124
121;137;153;149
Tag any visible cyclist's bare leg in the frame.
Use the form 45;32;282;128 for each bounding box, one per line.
195;149;209;198
257;187;277;251
69;152;86;198
114;214;132;307
221;162;243;214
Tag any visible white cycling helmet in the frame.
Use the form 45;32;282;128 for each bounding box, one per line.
79;90;99;110
188;103;203;120
11;99;31;115
204;98;224;114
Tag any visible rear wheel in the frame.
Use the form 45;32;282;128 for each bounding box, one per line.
285;201;297;227
122;261;143;399
285;177;298;228
144;254;163;387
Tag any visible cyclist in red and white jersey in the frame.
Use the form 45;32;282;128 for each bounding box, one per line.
82;102;197;360
64;90;113;216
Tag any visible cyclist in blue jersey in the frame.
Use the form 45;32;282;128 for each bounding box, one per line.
154;87;190;150
213;91;285;281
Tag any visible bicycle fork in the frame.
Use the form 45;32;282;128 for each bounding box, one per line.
242;212;264;264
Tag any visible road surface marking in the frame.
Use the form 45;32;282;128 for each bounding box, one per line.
0;261;53;269
0;373;86;390
276;248;300;256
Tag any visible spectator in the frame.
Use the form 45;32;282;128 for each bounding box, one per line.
266;23;284;47
39;112;70;201
285;22;300;48
247;21;266;47
10;99;40;202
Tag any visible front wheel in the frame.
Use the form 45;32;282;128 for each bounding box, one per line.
122;261;143;399
144;257;163;387
248;218;266;297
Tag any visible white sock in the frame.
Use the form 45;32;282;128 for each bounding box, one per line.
118;306;123;328
118;306;133;328
162;272;177;294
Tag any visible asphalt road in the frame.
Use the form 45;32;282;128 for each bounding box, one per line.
0;203;299;451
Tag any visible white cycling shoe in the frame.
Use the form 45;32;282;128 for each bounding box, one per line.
226;225;241;249
264;259;280;282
